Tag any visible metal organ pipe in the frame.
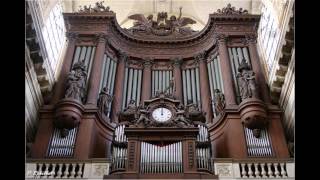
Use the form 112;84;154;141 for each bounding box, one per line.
136;70;142;105
191;69;196;104
244;127;272;157
182;70;187;105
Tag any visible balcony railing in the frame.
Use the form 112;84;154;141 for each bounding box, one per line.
214;158;294;179
26;159;110;179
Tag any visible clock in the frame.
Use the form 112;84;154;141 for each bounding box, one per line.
152;107;172;122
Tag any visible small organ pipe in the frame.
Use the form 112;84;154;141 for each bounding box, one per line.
191;69;196;104
127;69;133;105
136;70;142;105
122;68;128;109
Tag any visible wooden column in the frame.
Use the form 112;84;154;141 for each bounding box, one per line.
171;57;183;102
246;34;271;104
51;32;78;104
196;52;213;123
86;33;107;105
110;51;127;123
217;34;237;106
140;58;153;102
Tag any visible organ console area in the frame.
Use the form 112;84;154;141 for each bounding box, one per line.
30;3;290;179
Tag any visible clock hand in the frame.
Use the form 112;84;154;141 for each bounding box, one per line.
161;108;163;115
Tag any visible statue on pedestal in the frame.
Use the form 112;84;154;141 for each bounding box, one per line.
97;87;113;117
65;59;87;103
237;60;258;100
213;89;225;115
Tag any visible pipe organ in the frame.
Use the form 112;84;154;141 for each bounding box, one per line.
47;127;78;157
31;4;291;179
121;67;143;109
244;127;273;157
151;70;173;97
182;67;201;107
111;125;127;171
207;54;224;117
98;54;117;117
140;141;183;174
196;125;212;171
228;47;252;104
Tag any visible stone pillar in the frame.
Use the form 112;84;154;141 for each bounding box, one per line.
140;58;153;102
246;34;271;104
110;51;127;123
195;52;213;123
51;32;78;104
217;34;237;106
171;57;183;102
86;33;107;105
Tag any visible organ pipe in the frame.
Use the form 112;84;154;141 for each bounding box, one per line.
47;127;78;157
244;127;272;157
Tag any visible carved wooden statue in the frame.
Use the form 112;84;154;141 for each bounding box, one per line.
213;89;225;115
65;60;87;103
237;60;258;101
97;87;113;117
174;104;192;127
127;7;196;36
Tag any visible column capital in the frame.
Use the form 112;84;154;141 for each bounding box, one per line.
95;33;108;43
215;33;228;42
118;50;128;63
142;57;154;68
66;32;79;42
170;57;183;66
245;33;257;43
194;51;207;63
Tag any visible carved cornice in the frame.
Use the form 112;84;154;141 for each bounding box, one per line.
77;1;114;13
127;59;144;69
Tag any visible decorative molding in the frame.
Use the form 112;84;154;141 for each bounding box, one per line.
128;142;136;170
91;163;110;177
215;163;233;178
188;142;194;168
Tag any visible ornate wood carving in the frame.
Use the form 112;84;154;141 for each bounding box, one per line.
188;142;194;168
214;3;249;15
152;61;173;70
126;7;197;37
128;141;136;170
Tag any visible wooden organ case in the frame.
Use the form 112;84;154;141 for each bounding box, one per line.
30;3;290;180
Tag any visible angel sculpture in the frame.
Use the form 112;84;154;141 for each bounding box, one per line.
167;7;196;35
128;14;156;34
127;7;196;36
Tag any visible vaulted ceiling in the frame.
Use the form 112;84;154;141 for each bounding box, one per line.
61;0;262;31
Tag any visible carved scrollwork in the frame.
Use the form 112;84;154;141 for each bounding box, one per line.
214;3;249;15
78;1;113;13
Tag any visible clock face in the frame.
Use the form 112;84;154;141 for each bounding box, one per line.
152;107;172;122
